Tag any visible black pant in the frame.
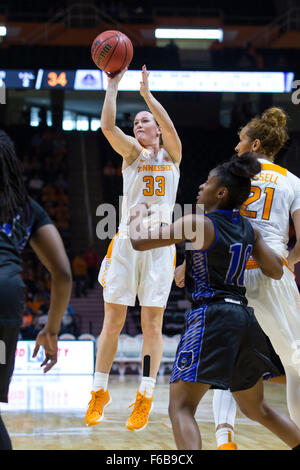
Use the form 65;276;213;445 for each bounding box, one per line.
0;326;20;403
0;415;12;450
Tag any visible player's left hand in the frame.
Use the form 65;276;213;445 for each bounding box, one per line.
129;202;153;244
129;203;150;239
174;263;185;288
140;65;150;98
32;327;58;373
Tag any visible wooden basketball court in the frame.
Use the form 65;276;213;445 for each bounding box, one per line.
1;374;290;450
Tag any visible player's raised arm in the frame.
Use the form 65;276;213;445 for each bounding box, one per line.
251;228;283;280
101;69;142;163
139;65;182;165
129;205;214;251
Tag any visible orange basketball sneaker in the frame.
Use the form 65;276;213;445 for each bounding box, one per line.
126;391;153;432
217;442;238;450
85;388;112;427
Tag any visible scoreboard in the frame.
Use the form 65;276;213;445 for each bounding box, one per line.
0;70;36;88
0;68;295;93
35;69;76;90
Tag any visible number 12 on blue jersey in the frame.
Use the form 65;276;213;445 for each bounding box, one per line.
225;243;253;287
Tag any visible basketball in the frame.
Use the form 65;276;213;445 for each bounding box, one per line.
91;30;133;74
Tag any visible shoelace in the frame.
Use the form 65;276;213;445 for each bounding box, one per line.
87;391;106;415
129;392;144;409
128;392;150;419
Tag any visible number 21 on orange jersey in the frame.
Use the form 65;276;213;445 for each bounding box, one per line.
241;185;275;220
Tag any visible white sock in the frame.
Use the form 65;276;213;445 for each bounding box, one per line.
92;372;109;392
138;377;156;398
216;427;235;447
213;389;237;445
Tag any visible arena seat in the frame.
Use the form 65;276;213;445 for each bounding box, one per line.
172;334;181;343
114;334;143;363
78;334;95;341
162;335;179;361
115;334;130;360
122;335;142;360
58;333;76;340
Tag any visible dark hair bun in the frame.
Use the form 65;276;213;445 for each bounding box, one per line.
229;152;261;179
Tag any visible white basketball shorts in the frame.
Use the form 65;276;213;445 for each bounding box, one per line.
98;233;176;307
245;260;300;374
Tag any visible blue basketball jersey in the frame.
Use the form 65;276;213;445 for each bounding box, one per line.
185;210;255;305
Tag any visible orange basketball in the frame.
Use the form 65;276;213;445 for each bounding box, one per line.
91;30;133;74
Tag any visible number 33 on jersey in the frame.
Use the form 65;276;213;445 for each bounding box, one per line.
118;147;180;234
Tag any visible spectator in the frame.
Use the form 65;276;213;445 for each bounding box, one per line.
43;271;52;291
20;304;37;339
103;160;117;203
27;292;47;315
83;245;101;289
103;160;116;177
115;164;122;178
245;42;258;68
55;187;69;206
276;54;287;70
122;112;132;128
65;304;75;316
21;155;33;182
30;132;42;154
241;98;255;123
60;304;80;337
256;53;264;70
210;39;224;68
53;131;67;156
237;54;252;69
30;156;41;173
22;268;36;296
44;157;58;181
54;203;71;237
28;172;44;192
42;183;57;204
55;172;68;190
132;5;144;15
164;39;180;68
43;201;56;219
35;278;47;294
72;253;88;297
36;295;50;316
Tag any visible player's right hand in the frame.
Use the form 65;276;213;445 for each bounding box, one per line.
32;327;58;373
105;67;128;83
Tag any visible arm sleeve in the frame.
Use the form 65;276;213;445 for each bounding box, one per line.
29;199;53;234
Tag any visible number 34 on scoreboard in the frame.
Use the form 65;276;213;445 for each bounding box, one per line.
47;72;68;87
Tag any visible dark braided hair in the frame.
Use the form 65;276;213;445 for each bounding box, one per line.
214;152;261;209
0;130;31;225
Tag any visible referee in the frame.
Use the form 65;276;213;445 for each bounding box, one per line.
0;130;72;450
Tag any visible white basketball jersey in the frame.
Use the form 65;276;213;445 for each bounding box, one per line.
118;147;180;237
241;158;300;258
